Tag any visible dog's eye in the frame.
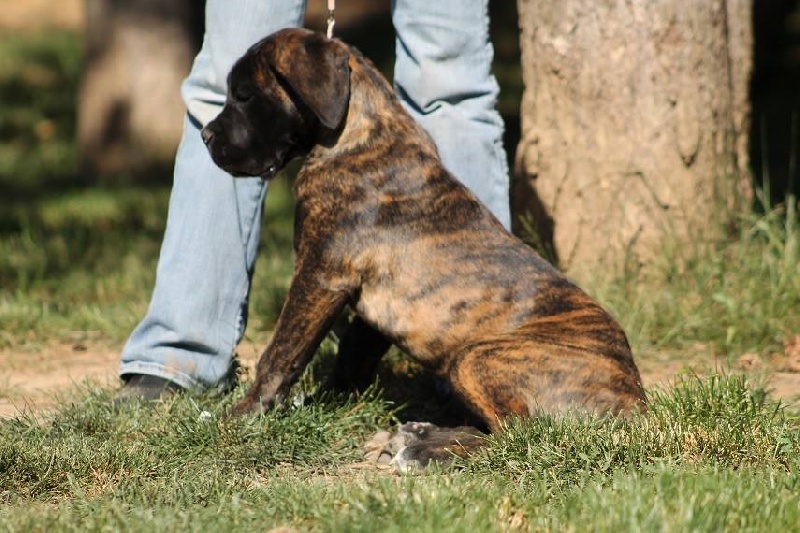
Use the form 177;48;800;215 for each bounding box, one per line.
232;84;254;103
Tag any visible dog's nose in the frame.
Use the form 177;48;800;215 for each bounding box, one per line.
201;126;215;145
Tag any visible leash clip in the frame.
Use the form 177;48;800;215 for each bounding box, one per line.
326;0;336;39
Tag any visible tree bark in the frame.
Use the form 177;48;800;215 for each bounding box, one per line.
513;0;753;279
78;0;204;177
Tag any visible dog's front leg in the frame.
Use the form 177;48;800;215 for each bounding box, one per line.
231;272;350;416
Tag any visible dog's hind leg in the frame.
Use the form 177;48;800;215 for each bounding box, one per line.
447;340;646;432
446;343;536;433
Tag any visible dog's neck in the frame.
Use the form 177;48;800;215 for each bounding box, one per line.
309;52;439;163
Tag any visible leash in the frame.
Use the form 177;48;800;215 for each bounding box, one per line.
326;0;336;38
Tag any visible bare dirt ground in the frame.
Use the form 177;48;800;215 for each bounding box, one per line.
3;340;800;418
0;341;260;417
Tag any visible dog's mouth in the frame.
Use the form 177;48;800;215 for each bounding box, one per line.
215;152;282;180
260;162;279;179
258;143;307;179
227;162;278;179
254;154;285;179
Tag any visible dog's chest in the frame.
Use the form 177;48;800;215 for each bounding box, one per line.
349;241;529;365
354;284;453;364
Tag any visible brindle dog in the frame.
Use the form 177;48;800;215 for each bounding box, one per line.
202;28;646;467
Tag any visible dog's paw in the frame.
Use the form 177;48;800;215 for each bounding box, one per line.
364;422;487;471
363;423;434;466
229;397;267;417
363;430;396;464
393;443;449;472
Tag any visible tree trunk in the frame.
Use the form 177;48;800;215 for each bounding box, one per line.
77;0;204;177
513;0;753;280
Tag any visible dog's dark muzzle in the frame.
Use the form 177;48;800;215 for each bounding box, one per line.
202;114;281;179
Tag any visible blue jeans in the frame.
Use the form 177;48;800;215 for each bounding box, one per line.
120;0;510;390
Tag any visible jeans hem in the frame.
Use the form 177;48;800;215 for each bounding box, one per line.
119;361;205;391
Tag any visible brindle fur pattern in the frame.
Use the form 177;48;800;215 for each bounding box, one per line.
202;28;646;466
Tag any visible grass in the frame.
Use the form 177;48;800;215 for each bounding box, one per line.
2;26;800;533
1;374;798;530
590;199;800;362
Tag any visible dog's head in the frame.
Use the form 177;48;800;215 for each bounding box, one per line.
202;28;351;179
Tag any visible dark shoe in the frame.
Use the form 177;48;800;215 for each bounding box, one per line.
114;374;184;403
215;356;241;396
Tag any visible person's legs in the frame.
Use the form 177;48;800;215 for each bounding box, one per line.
391;0;510;229
120;1;306;391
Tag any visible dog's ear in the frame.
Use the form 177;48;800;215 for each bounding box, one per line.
266;31;351;130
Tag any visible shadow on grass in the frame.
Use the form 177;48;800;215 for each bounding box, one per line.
302;341;483;430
